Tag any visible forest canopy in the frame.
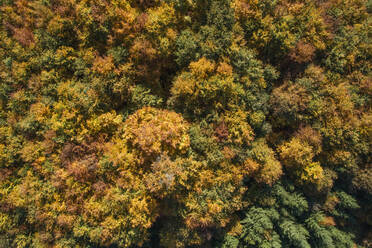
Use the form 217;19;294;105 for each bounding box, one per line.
0;0;371;247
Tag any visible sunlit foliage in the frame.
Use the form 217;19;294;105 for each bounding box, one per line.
0;0;370;247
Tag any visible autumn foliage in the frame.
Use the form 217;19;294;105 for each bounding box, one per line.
0;0;371;247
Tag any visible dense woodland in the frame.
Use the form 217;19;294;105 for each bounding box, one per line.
0;0;371;247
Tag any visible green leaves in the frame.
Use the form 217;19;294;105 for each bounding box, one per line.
240;207;280;247
0;0;370;247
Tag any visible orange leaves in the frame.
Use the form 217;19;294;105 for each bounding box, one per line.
0;0;370;246
11;27;34;47
295;126;322;154
217;62;234;76
103;108;190;206
58;141;101;185
243;158;260;175
143;155;186;198
122;107;190;158
92;55;115;75
56;214;75;229
289;40;316;63
129;38;160;82
1;0;41;47
319;216;336;227
270;81;312;126
101;104;251;241
130;38;158;63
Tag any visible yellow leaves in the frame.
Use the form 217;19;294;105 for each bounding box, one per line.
279;137;314;168
288;2;305;14
171;73;196;96
234;0;263;20
189;57;216;80
194;170;214;192
56;81;75;101
128;196;157;229
227;220;243;237
248;139;283;186
84;200;107;223
20;141;41;163
218;162;245;185
49;101;80;136
0;128;10;166
359;112;372;138
158;36;172;55
79;47;96;65
47;16;68;37
166;28;177;40
222;146;236;160
243;158;260;175
7;171;36;208
327;0;369;24
146;2;176;35
222;109;254;145
0;213;11;232
122;107;190;158
208;202;223;215
300;162;324;183
11;61;27;80
0;0;369;245
249;111;265;128
295;126;322;154
105;137;138;169
254;158;283;186
13;235;29;248
179;158;248;232
184;195;216;229
30;102;50;123
55;46;75;62
251;24;273;49
85;111;122;136
0;144;6;166
185;214;212;229
328;150;354;167
170;58;240;114
326;83;355;121
100;216;119;242
279;137;324;185
184;183;244;230
235;0;330;57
